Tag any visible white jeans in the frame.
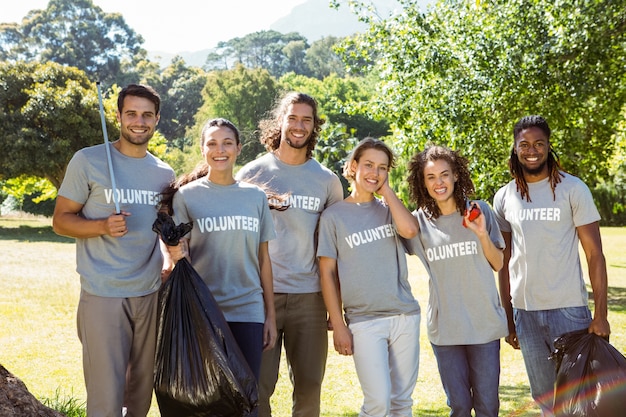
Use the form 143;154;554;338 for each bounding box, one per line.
349;313;421;417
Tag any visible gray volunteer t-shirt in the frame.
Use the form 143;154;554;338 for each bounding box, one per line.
236;153;344;293
172;179;275;323
493;173;601;311
58;143;175;297
406;200;507;345
317;199;420;325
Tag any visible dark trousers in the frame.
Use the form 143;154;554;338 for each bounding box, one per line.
228;321;264;381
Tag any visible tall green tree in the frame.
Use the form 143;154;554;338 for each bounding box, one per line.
0;61;117;189
150;56;208;147
191;65;279;165
315;123;360;196
283;40;310;76
0;0;146;85
304;36;347;79
339;0;626;198
279;72;389;139
205;30;310;78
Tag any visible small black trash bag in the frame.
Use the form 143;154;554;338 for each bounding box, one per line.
152;212;258;417
551;329;626;417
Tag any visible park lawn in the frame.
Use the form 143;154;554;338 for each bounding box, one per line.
1;216;624;417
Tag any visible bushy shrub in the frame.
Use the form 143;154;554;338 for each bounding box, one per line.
0;194;19;215
21;192;56;217
592;177;626;226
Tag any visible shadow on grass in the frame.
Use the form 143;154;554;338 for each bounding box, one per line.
410;407;447;417
0;225;74;243
411;385;537;417
499;384;538;417
325;386;538;417
589;287;626;313
607;287;626;313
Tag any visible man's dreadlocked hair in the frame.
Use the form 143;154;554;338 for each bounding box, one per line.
509;115;564;202
407;145;475;219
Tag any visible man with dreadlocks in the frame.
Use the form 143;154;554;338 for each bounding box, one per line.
492;115;610;417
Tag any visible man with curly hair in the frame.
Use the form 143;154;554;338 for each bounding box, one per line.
236;92;344;417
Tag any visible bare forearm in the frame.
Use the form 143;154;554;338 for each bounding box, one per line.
259;243;276;319
319;259;345;328
588;253;609;320
52;212;108;238
379;186;418;238
53;196;129;239
576;222;610;335
499;232;515;332
498;269;515;330
478;233;504;271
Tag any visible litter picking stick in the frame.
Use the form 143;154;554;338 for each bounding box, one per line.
96;82;121;214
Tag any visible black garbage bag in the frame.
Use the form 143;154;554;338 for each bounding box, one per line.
551;329;626;417
152;212;258;417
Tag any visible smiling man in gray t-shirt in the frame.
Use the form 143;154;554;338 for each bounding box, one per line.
493;115;610;417
236;92;343;417
53;84;174;417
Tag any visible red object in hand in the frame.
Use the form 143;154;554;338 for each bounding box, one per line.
462;204;481;227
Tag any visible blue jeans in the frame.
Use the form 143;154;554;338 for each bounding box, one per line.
514;307;592;417
431;340;501;417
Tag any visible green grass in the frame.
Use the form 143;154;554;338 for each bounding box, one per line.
1;216;624;416
41;388;87;417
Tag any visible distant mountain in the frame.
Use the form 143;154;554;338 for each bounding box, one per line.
148;0;432;68
271;0;433;41
270;0;401;41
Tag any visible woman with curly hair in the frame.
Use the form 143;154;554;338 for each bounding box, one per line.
406;144;507;417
